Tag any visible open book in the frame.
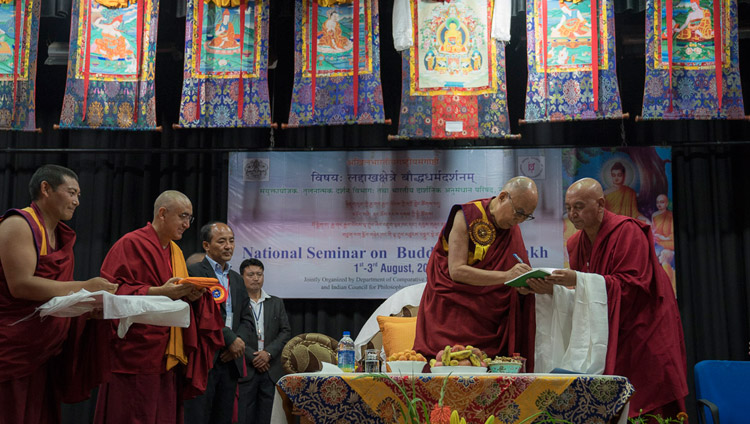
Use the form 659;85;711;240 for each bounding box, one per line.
504;268;557;288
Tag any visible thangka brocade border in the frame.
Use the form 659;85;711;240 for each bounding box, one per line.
408;0;498;97
0;0;39;131
288;0;386;126
178;0;272;128
396;0;511;139
523;0;623;123
641;0;744;120
59;0;159;130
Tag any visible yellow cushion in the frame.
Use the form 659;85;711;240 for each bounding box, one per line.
376;316;417;358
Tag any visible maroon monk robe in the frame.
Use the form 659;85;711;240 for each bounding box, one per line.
413;198;533;359
94;223;223;424
568;210;688;417
0;204;77;423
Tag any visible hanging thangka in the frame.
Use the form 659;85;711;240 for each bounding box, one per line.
523;0;624;122
641;0;744;119
178;0;271;128
0;0;40;131
59;0;159;130
287;0;386;127
392;0;513;139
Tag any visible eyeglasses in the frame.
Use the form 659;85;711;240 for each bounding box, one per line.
166;208;195;224
507;193;535;222
178;212;195;224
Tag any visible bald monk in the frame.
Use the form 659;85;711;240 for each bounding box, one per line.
0;164;117;424
527;178;687;419
94;190;224;424
413;176;538;359
604;161;642;220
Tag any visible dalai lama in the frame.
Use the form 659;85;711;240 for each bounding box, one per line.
413;176;538;359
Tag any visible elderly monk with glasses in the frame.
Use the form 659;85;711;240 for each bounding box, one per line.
413;176;538;360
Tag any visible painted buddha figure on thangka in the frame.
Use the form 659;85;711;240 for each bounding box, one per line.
671;0;713;41
551;0;590;39
207;8;241;54
547;0;591;67
88;2;140;76
318;9;353;53
421;4;485;78
438;19;468;54
92;15;134;62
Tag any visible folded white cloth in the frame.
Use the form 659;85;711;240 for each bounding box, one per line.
36;289;191;338
491;0;512;43
534;272;608;374
392;0;413;51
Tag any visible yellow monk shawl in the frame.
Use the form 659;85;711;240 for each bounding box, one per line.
21;206;49;256
165;241;189;370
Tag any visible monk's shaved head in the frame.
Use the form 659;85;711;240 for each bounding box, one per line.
502;176;538;198
153;190;191;218
565;178;606;240
566;177;603;200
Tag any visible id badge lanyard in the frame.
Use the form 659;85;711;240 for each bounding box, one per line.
253;302;264;351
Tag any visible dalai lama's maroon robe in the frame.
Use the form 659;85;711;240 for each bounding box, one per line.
94;223;223;424
568;210;688;417
413;198;532;359
0;204;100;423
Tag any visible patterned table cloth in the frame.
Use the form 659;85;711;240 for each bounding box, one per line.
276;373;634;424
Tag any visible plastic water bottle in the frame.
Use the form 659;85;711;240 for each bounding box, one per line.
337;331;355;372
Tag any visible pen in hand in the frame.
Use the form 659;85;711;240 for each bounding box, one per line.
513;253;524;264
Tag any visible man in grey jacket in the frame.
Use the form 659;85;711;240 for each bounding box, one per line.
184;222;253;424
238;258;291;424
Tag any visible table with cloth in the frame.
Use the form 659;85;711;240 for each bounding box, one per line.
271;372;634;423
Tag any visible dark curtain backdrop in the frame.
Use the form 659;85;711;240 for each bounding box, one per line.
1;0;749;422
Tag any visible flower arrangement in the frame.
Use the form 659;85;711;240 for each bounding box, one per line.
358;373;573;424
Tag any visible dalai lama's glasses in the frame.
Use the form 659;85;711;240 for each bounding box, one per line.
507;193;535;222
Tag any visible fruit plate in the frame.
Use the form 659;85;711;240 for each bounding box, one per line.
387;361;428;374
429;366;487;375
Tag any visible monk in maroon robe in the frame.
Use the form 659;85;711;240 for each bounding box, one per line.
413;177;538;359
531;178;688;419
94;190;224;424
0;165;117;424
